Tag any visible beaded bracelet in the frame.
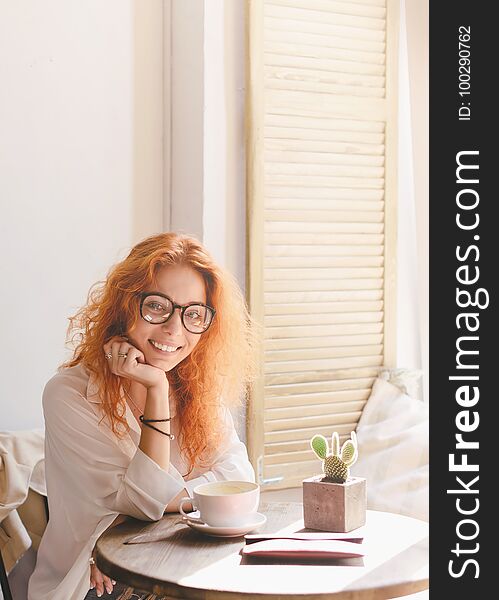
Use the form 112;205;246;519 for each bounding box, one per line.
140;420;175;440
139;415;172;423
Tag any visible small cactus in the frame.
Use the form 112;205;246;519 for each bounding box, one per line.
310;431;358;483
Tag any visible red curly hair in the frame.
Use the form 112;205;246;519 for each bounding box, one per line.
63;232;257;474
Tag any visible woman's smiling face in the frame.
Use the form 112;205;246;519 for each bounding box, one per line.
128;264;207;371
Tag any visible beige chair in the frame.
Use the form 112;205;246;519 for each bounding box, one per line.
0;430;47;600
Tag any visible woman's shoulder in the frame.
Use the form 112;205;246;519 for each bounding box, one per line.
43;363;91;411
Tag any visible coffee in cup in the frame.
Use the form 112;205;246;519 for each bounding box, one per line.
179;480;260;527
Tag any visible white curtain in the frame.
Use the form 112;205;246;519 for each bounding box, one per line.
397;0;429;402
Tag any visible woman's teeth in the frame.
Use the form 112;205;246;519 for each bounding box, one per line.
150;340;180;353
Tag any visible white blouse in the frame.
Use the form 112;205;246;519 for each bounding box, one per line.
28;364;255;600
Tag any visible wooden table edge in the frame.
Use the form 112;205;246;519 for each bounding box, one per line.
95;542;428;600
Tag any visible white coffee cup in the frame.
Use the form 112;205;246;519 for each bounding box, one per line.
179;480;260;527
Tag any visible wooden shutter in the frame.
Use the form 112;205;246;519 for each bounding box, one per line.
246;0;398;488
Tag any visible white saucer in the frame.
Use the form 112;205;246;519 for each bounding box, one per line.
182;511;267;537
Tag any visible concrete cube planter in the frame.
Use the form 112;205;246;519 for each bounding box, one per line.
303;475;367;533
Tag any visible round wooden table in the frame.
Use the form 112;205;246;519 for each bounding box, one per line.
95;501;428;599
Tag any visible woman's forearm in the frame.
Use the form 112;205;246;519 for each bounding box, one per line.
138;383;171;471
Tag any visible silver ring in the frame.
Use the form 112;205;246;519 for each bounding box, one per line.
89;557;95;565
104;353;112;360
118;352;128;358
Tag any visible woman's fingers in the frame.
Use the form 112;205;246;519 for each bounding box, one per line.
103;574;114;595
115;343;145;375
103;336;128;351
103;337;168;390
122;345;146;368
90;564;116;596
90;564;105;596
103;340;145;371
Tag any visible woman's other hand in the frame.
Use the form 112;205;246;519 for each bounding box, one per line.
165;488;193;513
103;337;168;391
90;563;116;597
89;514;126;596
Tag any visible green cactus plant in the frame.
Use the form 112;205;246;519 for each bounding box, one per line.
310;431;358;483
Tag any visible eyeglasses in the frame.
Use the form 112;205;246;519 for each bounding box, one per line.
139;292;216;334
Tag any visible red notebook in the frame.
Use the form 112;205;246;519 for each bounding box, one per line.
241;539;366;559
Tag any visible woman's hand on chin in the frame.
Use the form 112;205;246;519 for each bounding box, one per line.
103;336;168;392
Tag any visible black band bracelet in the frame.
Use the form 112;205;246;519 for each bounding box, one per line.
139;415;172;423
140;420;175;440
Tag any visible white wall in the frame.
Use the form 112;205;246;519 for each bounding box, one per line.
169;0;205;239
170;0;246;287
0;0;165;430
205;0;247;287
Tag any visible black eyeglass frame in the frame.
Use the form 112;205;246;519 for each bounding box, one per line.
138;292;216;334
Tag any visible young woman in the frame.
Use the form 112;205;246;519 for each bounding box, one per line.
28;233;257;600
